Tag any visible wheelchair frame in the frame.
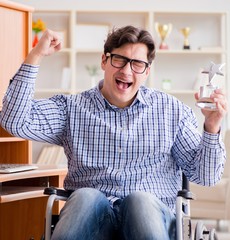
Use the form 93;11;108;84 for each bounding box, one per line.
43;174;218;240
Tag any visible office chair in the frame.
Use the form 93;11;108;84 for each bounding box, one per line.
42;173;218;240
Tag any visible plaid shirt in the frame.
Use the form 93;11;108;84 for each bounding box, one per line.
0;64;226;212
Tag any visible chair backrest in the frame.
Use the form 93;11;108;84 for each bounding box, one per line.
223;129;230;178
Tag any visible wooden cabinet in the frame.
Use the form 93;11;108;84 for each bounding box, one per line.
0;0;33;164
0;0;33;110
0;166;67;240
0;6;67;240
0;127;32;164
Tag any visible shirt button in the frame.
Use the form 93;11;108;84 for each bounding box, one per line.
118;147;122;153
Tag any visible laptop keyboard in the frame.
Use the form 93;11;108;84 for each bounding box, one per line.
0;164;38;174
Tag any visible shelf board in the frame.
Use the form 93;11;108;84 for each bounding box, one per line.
35;88;71;94
156;49;225;54
165;90;196;95
75;49;225;54
0;137;26;142
35;89;83;94
36;89;195;95
75;48;103;53
0;186;45;203
60;48;72;53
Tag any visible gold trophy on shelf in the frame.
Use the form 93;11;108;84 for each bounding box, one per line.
155;22;172;49
181;27;191;50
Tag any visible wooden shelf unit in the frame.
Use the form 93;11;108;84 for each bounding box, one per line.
31;8;228;148
0;165;67;240
31;10;228;95
0;0;33;164
0;13;68;240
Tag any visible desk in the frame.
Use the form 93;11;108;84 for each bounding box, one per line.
0;165;67;240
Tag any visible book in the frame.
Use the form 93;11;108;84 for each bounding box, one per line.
37;145;67;166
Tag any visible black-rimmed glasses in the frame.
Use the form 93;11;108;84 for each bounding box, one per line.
106;53;150;74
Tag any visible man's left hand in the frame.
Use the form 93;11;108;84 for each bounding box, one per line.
195;88;228;133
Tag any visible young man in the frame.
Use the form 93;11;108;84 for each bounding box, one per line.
0;26;227;240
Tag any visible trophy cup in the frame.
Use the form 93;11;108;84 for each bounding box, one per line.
181;27;191;50
196;62;225;111
155;22;172;49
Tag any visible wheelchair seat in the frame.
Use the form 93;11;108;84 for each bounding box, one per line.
43;174;219;240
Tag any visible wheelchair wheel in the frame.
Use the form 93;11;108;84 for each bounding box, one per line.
194;221;208;240
208;228;218;240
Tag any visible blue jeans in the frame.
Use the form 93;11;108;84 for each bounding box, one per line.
51;188;176;240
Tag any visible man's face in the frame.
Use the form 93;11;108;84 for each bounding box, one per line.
100;43;151;108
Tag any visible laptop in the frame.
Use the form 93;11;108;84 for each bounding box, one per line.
0;164;38;174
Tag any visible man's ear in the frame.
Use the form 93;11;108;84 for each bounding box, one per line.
145;65;151;76
101;54;107;70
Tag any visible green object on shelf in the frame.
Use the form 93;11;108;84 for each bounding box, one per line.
162;79;172;91
85;65;99;77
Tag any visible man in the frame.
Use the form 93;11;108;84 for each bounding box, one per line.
0;26;227;240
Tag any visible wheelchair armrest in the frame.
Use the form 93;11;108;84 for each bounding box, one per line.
44;186;72;198
44;187;72;240
178;173;196;200
177;189;195;200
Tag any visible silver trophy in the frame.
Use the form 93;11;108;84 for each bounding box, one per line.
196;62;225;111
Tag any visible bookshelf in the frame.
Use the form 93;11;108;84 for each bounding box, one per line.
0;0;33;164
30;8;228;162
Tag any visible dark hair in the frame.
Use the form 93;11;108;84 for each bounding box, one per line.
104;25;156;64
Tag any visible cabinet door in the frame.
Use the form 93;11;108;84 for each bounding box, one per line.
0;5;30;110
0;2;33;163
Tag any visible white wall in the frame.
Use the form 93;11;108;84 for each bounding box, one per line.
10;0;230;12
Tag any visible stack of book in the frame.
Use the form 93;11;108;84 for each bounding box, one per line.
37;145;67;165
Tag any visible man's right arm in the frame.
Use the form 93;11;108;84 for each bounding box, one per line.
0;30;66;144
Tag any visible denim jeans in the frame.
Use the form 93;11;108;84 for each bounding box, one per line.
51;188;176;240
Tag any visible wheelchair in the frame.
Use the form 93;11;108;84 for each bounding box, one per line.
42;173;218;240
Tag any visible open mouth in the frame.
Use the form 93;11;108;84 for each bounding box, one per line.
116;79;133;90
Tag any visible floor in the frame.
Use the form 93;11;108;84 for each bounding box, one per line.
217;232;230;240
192;219;230;239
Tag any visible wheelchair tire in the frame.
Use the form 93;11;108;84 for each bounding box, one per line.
208;228;218;240
194;221;207;240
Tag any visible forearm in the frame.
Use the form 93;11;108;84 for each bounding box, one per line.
184;130;226;186
173;117;226;186
24;47;44;65
195;130;226;185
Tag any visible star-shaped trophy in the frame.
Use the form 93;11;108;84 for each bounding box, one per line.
196;61;225;111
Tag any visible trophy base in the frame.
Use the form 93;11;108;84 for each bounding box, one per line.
183;45;190;50
196;102;217;111
159;43;169;50
196;85;218;111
